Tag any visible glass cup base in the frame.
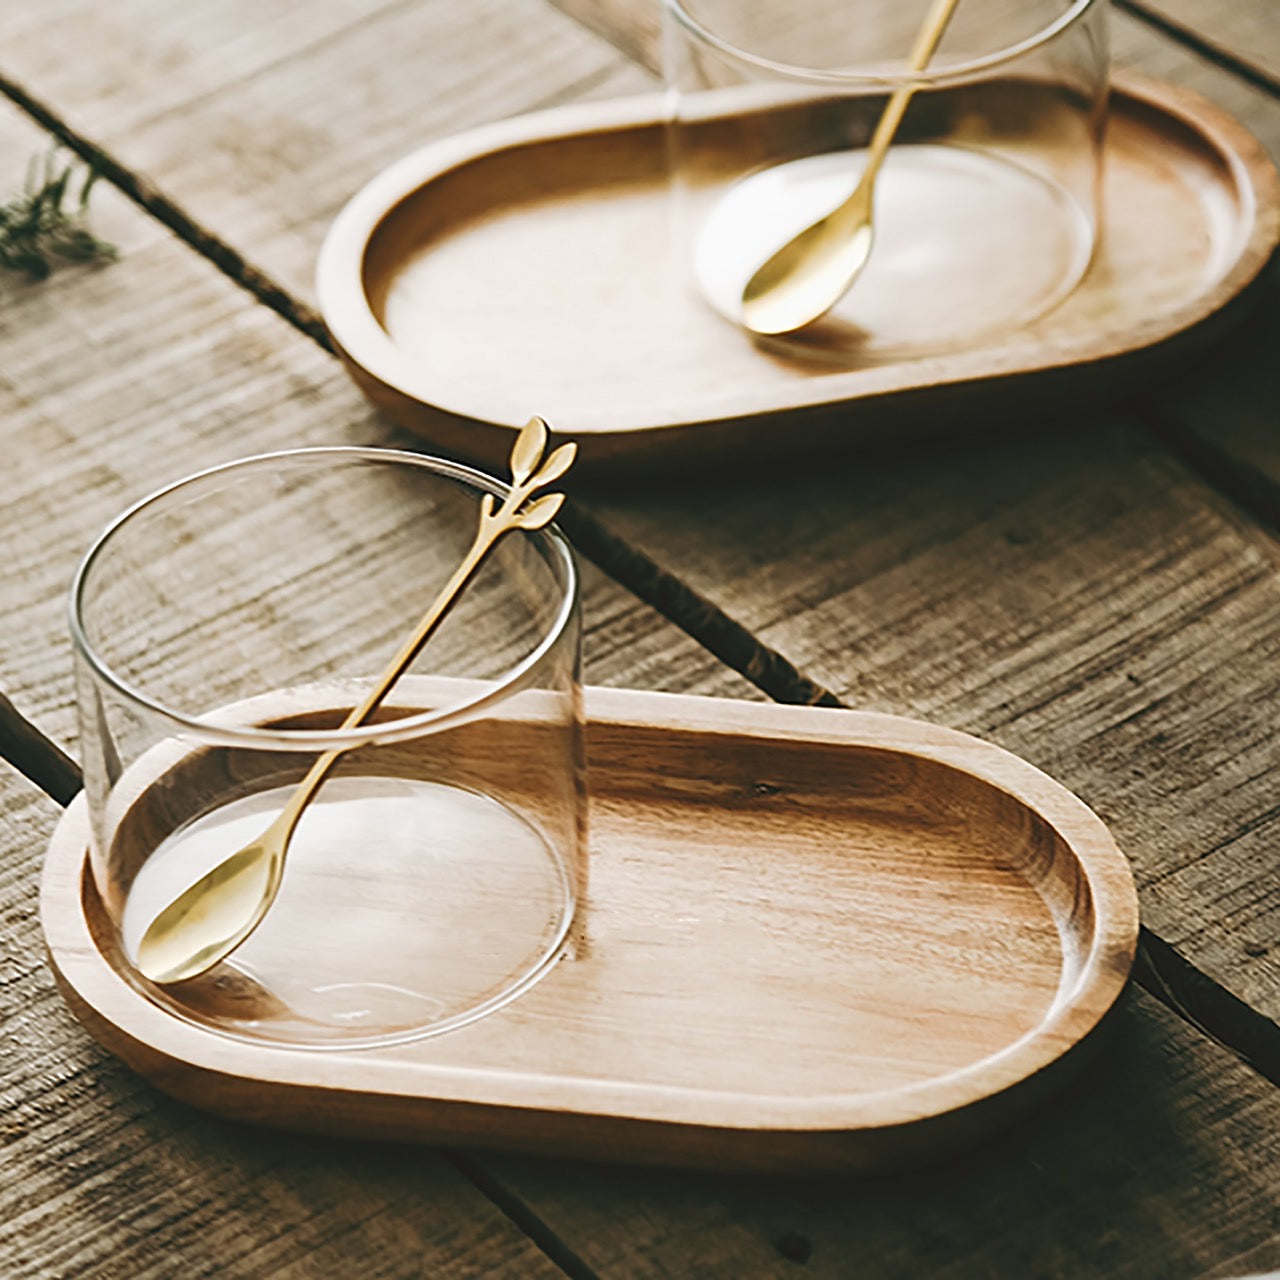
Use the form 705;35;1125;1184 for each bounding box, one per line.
692;143;1094;363
120;775;575;1049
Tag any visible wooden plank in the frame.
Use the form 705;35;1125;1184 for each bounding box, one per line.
0;0;643;141
0;0;406;137
1108;9;1280;156
0;117;754;749
0;0;651;304
549;0;659;75
545;0;655;72
1119;0;1280;90
545;1;1280;162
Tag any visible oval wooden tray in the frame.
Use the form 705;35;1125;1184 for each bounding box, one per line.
42;688;1138;1171
317;75;1280;474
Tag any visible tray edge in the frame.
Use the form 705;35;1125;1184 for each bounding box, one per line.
315;75;1280;465
40;688;1141;1168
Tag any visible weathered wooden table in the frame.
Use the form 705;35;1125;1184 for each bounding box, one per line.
2;2;1279;1275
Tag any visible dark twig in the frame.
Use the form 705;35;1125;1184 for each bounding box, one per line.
0;691;82;806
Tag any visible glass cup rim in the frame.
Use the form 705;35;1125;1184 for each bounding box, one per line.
664;0;1100;88
68;445;580;752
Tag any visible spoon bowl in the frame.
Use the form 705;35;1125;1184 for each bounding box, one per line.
135;826;284;984
739;0;961;336
741;195;876;336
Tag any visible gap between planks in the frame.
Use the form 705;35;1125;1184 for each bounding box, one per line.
1144;402;1280;541
1112;0;1280;100
0;67;334;351
446;1153;602;1280
0;25;1278;1111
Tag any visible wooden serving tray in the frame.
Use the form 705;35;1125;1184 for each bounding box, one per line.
42;689;1138;1171
316;76;1280;474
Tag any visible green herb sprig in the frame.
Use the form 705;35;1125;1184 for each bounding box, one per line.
0;151;116;280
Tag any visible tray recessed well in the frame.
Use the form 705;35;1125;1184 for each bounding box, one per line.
43;689;1138;1171
316;75;1280;473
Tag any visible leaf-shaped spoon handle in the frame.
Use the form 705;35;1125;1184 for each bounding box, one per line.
134;419;577;985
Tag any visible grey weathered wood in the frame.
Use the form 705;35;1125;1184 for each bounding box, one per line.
1;3;1280;1278
1124;0;1280;87
546;1;1280;160
0;0;405;136
1108;7;1280;156
0;111;753;751
0;0;651;305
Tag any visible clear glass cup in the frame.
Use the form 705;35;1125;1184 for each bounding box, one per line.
71;447;585;1049
663;0;1108;362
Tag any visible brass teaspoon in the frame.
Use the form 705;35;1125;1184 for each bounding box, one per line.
740;0;961;336
134;418;576;986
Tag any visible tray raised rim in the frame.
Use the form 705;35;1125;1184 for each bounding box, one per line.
316;73;1280;451
41;688;1139;1148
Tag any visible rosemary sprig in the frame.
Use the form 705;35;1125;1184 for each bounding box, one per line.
0;151;117;280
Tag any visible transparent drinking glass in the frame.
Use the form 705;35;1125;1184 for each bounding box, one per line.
71;447;585;1049
664;0;1108;361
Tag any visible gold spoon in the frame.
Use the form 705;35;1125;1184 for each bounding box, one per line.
740;0;961;336
134;418;576;986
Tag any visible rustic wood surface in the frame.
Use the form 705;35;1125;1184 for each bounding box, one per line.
1;0;1278;1276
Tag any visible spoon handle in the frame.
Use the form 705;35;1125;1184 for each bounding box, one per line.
859;0;962;191
276;417;575;840
275;527;497;834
